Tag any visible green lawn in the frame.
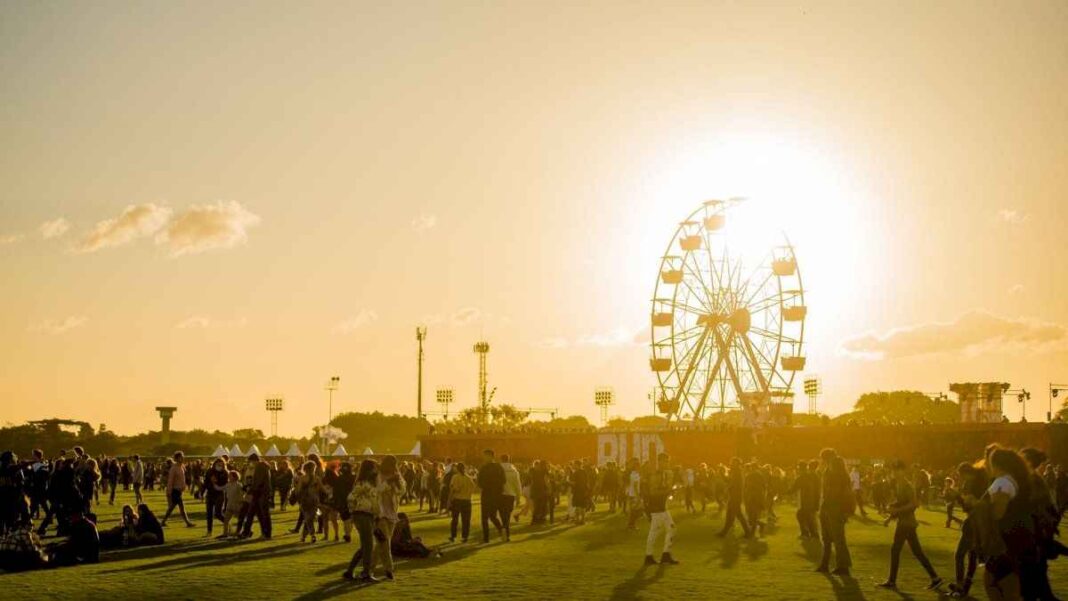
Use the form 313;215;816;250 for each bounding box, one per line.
4;489;1065;600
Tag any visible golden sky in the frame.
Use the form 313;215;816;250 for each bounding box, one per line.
2;1;1066;436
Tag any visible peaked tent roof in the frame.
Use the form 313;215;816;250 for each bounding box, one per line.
331;443;349;457
229;444;244;457
305;443;321;456
408;441;421;456
285;443;303;457
362;447;374;455
264;444;281;457
245;444;262;457
211;445;227;458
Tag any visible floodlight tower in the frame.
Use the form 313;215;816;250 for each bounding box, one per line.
436;387;454;420
416;327;427;419
473;341;490;421
594;387;615;426
325;376;340;425
265;397;284;437
803;377;821;415
155;406;177;446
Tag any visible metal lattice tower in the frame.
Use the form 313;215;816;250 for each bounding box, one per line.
594;387;615;426
803;377;820;415
265;397;284;437
473;341;491;419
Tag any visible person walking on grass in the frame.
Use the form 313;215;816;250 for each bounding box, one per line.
203;458;228;537
477;449;505;542
644;452;679;566
160;451;195;528
374;455;405;581
295;460;324;543
716;457;751;538
815;449;852;576
130;454;144;506
499;454;521;541
877;460;943;591
448;462;475;542
344;459;381;583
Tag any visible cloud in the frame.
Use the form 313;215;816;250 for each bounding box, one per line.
997;209;1029;225
156;201;260;257
28;316;87;335
1008;284;1024;295
175;316;247;329
0;233;23;246
39;217;70;240
76;204;172;253
411;213;437;234
840;310;1066;360
538;326;645;349
333;310;379;334
450;307;482;326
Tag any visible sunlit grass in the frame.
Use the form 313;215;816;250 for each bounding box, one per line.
4;488;1065;600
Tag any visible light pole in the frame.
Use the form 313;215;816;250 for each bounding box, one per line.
416;327;427;419
595;387;615;426
326;375;340;425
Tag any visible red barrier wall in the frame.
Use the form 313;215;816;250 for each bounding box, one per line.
420;423;1065;468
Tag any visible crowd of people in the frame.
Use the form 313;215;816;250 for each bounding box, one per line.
1;442;1066;599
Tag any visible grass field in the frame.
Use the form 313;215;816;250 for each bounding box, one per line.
3;489;1065;600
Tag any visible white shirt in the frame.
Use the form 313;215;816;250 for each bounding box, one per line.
501;463;522;497
987;474;1018;499
627;471;641;497
685;469;694;486
850;469;861;491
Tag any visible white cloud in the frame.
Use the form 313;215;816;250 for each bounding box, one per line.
175;316;248;329
998;209;1029;225
28;316;87;335
1008;283;1024;295
39;217;70;240
411;213;437;234
0;233;23;246
450;307;482;326
156;201;260;257
840;310;1066;360
76;204;172;253
333;310;379;334
538;326;645;349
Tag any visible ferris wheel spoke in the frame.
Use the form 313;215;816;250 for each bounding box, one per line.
665;299;710;317
742;270;776;309
747;292;784;315
680;253;716;312
711;329;746;398
749;325;799;345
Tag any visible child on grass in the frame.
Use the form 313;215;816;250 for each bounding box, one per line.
220;470;242;539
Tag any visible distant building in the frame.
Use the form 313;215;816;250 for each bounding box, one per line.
950;382;1008;423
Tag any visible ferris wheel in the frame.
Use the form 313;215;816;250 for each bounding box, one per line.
649;199;806;424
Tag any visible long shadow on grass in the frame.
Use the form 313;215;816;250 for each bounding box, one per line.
103;541;320;573
607;563;667;600
820;573;870;601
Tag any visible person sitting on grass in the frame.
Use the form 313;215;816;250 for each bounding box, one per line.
135;504;164;545
100;505;159;549
390;512;433;558
46;508;99;567
0;515;48;572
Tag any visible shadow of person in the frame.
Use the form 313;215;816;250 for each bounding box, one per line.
744;537;769;561
820;572;871;601
608;562;668;600
799;536;823;563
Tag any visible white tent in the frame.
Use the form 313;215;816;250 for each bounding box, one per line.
246;444;262;457
211;445;227;458
305;443;321;456
285;443;302;457
362;447;374;456
265;444;281;457
331;443;349;457
229;444;244;457
408;441;421;456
